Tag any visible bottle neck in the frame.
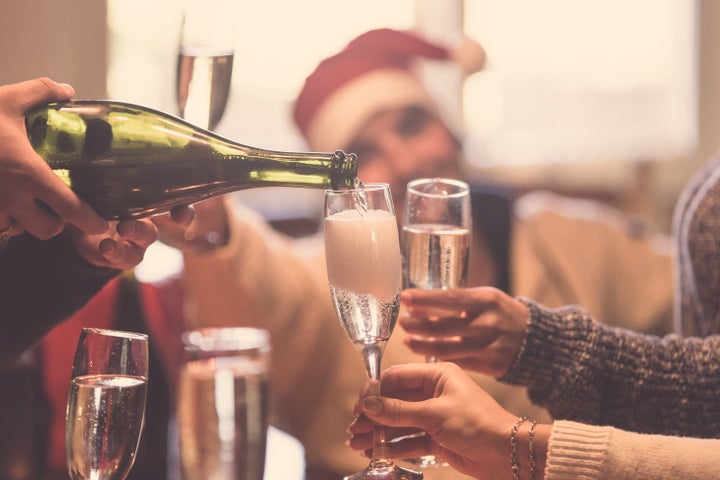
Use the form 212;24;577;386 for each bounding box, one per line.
329;150;358;190
213;137;358;191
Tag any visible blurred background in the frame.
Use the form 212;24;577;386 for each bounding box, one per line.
1;0;716;234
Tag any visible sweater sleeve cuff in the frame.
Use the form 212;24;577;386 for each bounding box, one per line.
545;420;610;479
500;299;597;403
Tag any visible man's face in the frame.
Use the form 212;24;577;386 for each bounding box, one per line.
345;106;462;208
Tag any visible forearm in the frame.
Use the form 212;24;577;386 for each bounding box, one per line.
0;235;118;366
502;300;720;437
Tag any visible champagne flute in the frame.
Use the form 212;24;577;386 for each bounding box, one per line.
400;177;471;468
176;0;235;131
170;0;235;255
177;327;272;480
65;328;149;480
324;183;422;480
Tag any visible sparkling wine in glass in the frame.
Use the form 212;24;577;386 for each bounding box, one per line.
65;328;149;480
324;183;422;480
400;177;471;468
177;327;272;480
176;0;235;131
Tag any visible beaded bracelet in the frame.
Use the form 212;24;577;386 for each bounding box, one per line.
528;419;540;480
510;416;529;480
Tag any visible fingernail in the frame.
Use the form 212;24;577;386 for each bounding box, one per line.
401;291;412;303
99;239;116;256
362;397;382;415
346;418;358;434
117;221;136;237
59;83;74;96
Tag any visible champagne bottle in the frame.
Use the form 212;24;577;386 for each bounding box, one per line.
25;100;358;220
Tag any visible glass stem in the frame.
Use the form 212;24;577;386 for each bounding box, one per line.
362;343;394;470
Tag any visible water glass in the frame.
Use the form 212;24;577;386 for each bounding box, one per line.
177;327;271;480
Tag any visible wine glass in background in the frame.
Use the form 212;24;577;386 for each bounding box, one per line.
324;183;422;480
176;0;235;131
139;0;236;281
65;328;149;480
177;327;272;480
400;177;471;468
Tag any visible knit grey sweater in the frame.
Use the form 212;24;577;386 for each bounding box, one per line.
503;154;720;438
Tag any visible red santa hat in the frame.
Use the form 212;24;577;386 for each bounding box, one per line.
293;28;486;152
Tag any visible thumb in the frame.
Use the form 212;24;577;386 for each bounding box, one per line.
361;396;430;430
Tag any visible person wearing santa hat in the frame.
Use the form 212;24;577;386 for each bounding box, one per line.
160;28;675;480
292;27;672;331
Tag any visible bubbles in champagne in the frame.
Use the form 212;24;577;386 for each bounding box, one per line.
66;374;147;480
401;224;470;290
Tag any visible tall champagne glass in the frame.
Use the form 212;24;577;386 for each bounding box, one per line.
65;328;149;480
176;0;235;131
400;177;471;468
324;183;422;480
177;327;272;480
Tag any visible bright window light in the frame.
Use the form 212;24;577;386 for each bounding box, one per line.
463;0;698;166
107;0;415;149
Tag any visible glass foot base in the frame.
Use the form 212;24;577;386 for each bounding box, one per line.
343;464;423;480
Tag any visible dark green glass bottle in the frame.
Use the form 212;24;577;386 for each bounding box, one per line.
25;100;358;220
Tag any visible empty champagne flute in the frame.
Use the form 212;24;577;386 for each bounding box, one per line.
65;328;149;480
324;183;422;480
177;327;272;480
176;0;235;131
400;177;471;468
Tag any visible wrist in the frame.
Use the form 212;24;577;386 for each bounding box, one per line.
181;208;230;254
509;416;550;480
182;228;228;253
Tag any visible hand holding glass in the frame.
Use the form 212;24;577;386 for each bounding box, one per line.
324;183;422;480
65;328;149;480
400;177;471;468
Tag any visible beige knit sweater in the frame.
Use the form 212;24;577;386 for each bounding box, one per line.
546;421;720;479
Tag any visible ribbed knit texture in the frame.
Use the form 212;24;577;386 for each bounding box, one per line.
546;421;610;479
547;420;720;480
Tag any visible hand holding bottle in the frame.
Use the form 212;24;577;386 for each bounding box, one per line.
347;362;549;480
0;78;108;240
399;287;528;378
63;205;193;270
153;197;228;253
